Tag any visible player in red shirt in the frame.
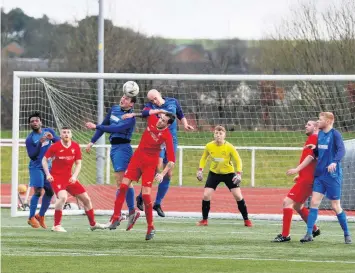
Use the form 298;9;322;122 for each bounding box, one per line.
42;127;105;232
107;110;176;240
273;121;320;242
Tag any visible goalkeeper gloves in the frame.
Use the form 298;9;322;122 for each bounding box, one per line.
232;172;242;186
196;168;203;181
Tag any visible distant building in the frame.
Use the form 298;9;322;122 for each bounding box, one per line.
2;41;24;57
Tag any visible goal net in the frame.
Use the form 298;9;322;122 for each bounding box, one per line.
11;72;355;221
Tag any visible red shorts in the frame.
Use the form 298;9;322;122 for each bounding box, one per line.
124;153;159;187
51;176;86;196
287;179;313;204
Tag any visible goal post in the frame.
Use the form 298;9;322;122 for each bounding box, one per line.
11;71;355;221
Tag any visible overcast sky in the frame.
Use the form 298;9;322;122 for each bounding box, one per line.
1;0;341;39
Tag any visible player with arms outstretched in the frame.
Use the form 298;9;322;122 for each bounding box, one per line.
196;125;252;227
300;112;351;244
25;111;60;229
273;120;320;242
85;95;139;230
107;110;175;240
132;89;194;217
42;127;105;232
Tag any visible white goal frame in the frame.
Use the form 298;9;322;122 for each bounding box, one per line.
11;71;355;221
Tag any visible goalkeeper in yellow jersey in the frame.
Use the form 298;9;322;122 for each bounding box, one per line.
196;125;252;227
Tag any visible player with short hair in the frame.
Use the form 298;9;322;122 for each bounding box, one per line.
25;111;60;229
273;120;320;242
196;125;252;227
42;127;105;232
107;110;176;240
134;89;194;217
85;95;139;230
300;112;351;244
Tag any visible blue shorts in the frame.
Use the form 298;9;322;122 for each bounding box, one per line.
110;143;133;172
160;140;178;164
313;176;342;200
29;168;51;189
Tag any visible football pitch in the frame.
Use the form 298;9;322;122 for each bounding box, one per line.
2;209;355;273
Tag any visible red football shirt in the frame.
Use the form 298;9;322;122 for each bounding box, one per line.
298;133;317;183
136;115;175;162
44;140;82;178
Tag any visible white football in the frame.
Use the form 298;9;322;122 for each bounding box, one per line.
123;81;139;97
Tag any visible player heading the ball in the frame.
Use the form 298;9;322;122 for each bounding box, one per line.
107;110;176;240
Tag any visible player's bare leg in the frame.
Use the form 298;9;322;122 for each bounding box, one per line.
231;188;252;227
108;178;133;230
51;190;67;232
76;192;105;231
197;188;214;226
142;185;155;240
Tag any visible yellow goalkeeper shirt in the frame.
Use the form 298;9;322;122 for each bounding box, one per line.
199;141;242;174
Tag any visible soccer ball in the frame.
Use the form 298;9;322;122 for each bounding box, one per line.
18;184;27;194
123;81;139;97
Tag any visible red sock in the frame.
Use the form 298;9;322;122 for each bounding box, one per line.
54;210;62;226
142;194;153;228
113;184;128;217
299;207;318;231
281;208;293;237
85;209;96;226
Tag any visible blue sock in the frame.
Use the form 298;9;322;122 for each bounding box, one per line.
337;211;350;236
155;177;170;205
39;194;52;216
126;187;135;212
29;194;40;218
307;208;318;235
138;191;142;198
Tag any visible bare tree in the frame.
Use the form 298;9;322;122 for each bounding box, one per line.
255;0;355;130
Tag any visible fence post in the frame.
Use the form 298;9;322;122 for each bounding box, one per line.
251;148;255;187
105;146;111;185
179;147;183;186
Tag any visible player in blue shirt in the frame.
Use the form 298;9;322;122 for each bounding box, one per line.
134;89;194;217
300;112;351;244
85;95;140;230
25;111;60;229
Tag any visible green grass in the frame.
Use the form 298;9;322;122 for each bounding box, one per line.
1;209;355;273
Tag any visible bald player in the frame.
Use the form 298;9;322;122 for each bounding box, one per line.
125;89;194;217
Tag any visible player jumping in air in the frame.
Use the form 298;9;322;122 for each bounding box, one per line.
300;112;352;244
273;120;320;242
25;111;60;229
107;110;175;240
196;125;252;227
133;89;194;217
85;95;140;231
42;127;105;232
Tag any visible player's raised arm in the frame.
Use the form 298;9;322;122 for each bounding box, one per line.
88;117;136;133
175;99;194;131
46;128;60;142
85;108;112;152
25;135;47;160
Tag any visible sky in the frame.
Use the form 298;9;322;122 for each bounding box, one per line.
1;0;342;40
